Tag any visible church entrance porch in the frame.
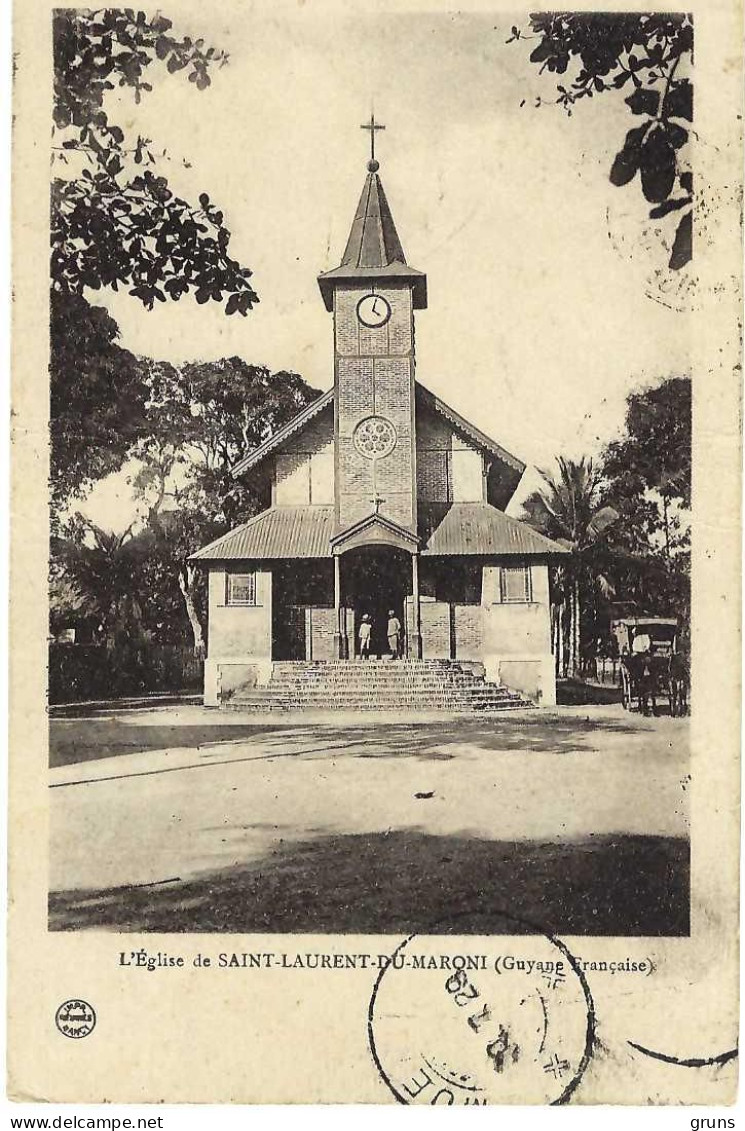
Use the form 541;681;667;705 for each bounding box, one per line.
338;546;413;658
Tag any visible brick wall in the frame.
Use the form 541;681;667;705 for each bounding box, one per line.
420;598;451;658
417;449;449;502
453;604;483;659
416;403;484;504
334;283;413;358
307;607;337;660
334;285;416;531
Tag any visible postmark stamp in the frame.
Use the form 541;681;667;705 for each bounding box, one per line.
54;999;96;1039
368;910;595;1105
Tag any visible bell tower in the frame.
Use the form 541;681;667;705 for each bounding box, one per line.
318;118;427;537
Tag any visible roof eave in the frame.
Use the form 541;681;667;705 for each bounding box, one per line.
317;267;427;312
415;383;525;474
330;512;420;554
231;389;334;478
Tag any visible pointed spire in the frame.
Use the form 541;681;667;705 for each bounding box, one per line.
341;168;407;270
317;154;427;313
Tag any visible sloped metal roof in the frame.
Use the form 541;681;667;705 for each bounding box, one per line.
420;503;568;557
191;502;567;563
317;168;427;311
189;507;335;562
342;171;407;269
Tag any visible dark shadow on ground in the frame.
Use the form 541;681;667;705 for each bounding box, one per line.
49;831;689;936
49;693;202;718
557;679;623;706
49;723;276;768
50;712;666;769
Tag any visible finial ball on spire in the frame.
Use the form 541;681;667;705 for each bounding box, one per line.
367;159;380;173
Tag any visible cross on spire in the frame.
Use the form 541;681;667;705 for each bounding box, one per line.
361;112;385;165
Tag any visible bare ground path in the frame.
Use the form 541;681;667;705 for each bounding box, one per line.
48;703;689;935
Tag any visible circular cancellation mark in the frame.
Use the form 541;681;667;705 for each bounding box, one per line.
368;909;595;1105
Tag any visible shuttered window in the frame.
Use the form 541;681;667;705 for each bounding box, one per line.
500;564;531;603
226;572;257;606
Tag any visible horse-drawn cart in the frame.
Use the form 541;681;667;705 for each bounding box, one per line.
620;652;688;716
615;616;688;716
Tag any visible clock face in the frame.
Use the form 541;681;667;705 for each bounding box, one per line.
357;293;391;328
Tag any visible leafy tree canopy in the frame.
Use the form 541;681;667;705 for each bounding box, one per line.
521;456;619;675
510;13;693;269
52;8;258;313
126;358;321;653
600;377;691;617
134;357;321;527
50;289;150;518
602;376;691;508
521;456;618;552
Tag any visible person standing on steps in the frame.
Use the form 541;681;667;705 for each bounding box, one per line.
387;609;401;659
358;613;371;659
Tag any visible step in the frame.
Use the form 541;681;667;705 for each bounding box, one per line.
228;690;527;706
224;700;529;713
221;658;532;713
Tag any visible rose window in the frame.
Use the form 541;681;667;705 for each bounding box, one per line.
353;416;397;460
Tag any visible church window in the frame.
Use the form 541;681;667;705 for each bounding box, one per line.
500;564;531;603
353;415;397;460
226;572;257;606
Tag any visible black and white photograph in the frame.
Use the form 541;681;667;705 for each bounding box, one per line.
48;7;693;938
7;0;741;1109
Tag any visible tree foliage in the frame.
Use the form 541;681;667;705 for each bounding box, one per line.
131;359;320;653
52;8;258;312
52;355;321;656
521;457;618;676
522;378;693;676
521;456;618;551
600;377;691;620
50;290;149;519
48;9;322;677
602;377;691;509
134;357;321;527
510;13;693;269
52;522;141;641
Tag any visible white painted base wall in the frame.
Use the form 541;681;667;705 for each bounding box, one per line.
204;657;273;707
483;652;556;707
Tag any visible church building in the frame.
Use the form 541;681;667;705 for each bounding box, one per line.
192;126;566;708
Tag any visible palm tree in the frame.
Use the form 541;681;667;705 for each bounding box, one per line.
521;457;618;678
52;522;141;643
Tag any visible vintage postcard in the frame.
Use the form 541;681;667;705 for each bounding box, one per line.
8;0;742;1107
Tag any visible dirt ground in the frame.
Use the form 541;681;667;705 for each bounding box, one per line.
48;702;689;935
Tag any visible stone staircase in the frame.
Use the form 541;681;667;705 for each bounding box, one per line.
222;659;532;713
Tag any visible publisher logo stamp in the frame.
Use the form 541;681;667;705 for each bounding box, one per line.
55;999;96;1039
